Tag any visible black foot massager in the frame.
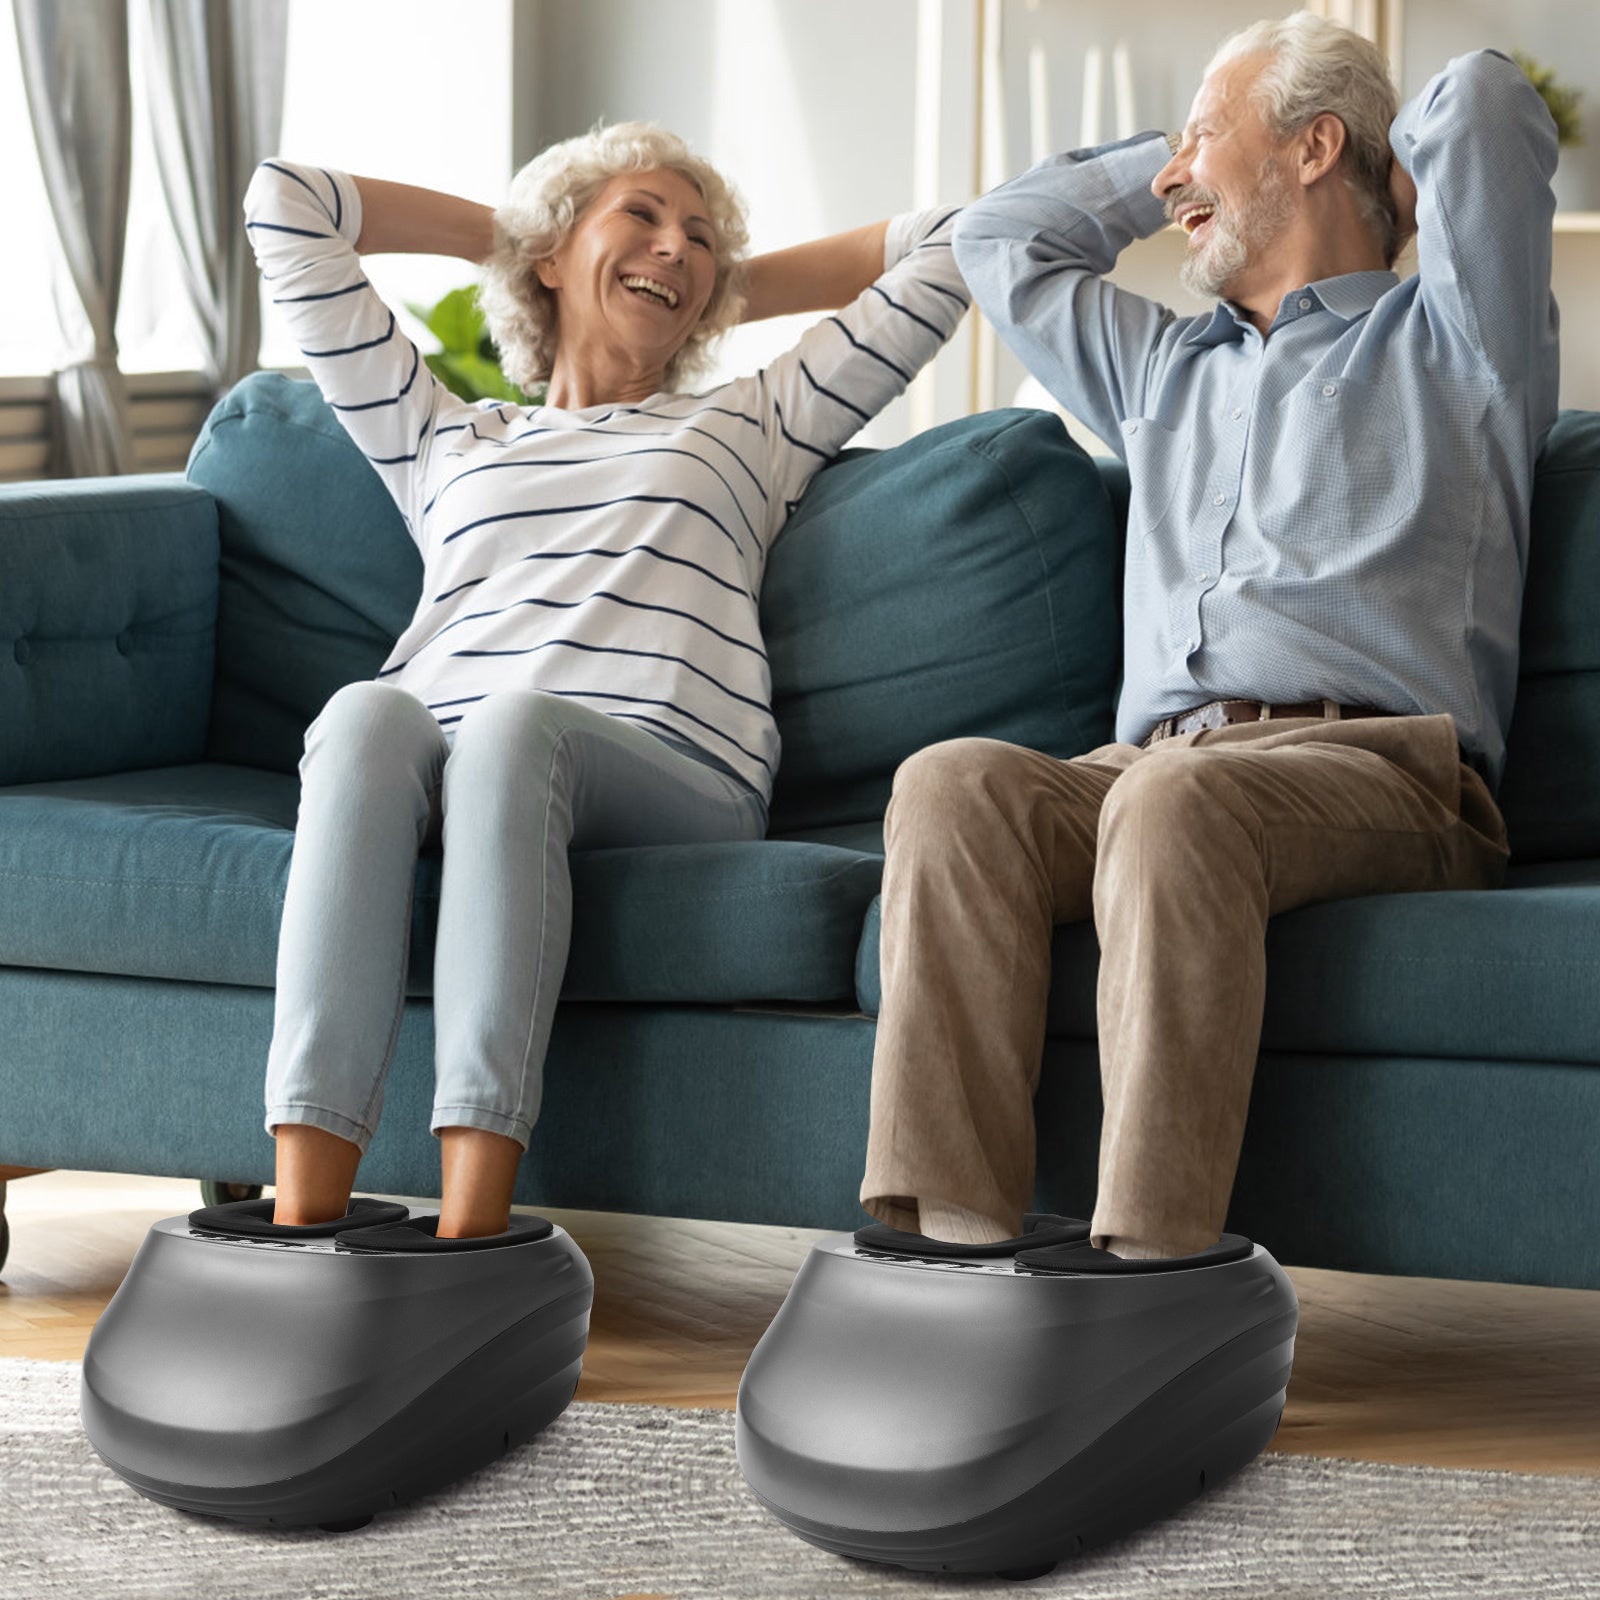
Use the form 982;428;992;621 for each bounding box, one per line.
736;1213;1297;1577
80;1197;593;1529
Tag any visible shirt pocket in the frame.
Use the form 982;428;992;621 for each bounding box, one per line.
1261;374;1419;540
1120;415;1188;536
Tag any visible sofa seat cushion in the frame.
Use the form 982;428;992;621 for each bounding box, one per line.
854;860;1600;1066
0;765;883;1003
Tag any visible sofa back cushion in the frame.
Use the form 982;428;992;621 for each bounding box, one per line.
186;380;1124;803
1499;411;1600;862
763;409;1121;832
0;476;217;784
186;372;423;772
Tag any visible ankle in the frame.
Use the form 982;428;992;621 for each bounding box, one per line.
918;1198;1019;1246
1096;1235;1205;1260
271;1199;352;1227
271;1123;363;1228
435;1211;510;1240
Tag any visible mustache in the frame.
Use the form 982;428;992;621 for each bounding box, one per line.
1164;185;1222;226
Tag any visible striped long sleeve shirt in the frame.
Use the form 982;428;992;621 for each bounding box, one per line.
244;160;969;800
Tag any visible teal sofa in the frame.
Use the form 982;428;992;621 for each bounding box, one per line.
2;374;1597;1291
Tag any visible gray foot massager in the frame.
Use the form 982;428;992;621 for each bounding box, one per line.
736;1213;1297;1577
80;1198;593;1529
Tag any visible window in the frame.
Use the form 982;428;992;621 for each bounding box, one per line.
0;7;67;376
0;0;513;380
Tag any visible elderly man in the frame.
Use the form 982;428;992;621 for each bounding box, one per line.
859;13;1560;1259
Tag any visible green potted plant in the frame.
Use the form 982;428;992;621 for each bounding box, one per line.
405;284;543;407
1514;52;1584;147
1514;51;1589;214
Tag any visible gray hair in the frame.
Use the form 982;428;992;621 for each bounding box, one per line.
479;121;750;393
1207;10;1402;265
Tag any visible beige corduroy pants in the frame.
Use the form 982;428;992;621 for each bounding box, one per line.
859;711;1509;1256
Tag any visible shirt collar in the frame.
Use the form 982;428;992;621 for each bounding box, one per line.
1184;303;1250;347
1182;270;1401;347
1307;271;1400;322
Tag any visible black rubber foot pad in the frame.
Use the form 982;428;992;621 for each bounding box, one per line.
853;1211;1091;1259
187;1196;410;1238
1015;1232;1255;1274
334;1213;555;1253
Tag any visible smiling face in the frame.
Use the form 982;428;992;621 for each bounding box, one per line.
534;166;719;382
1153;52;1298;301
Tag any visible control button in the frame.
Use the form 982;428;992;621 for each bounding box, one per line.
1322;383;1338;397
13;638;30;666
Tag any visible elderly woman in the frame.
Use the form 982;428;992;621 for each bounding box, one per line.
228;124;967;1247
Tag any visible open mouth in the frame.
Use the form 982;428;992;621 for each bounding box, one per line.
1179;204;1217;239
620;274;680;310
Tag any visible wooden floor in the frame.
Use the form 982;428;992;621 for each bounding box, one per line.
4;1170;1599;1476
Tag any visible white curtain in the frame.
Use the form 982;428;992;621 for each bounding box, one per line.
143;0;289;394
12;0;135;475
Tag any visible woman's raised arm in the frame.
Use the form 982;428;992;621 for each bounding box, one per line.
351;176;497;261
739;220;890;323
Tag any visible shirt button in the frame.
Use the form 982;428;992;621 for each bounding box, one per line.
1298;297;1312;311
1196;572;1209;583
1185;637;1198;651
1231;408;1243;421
1322;382;1338;397
1127;420;1139;434
1213;492;1227;506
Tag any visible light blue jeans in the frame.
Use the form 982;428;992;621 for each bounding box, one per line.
264;681;768;1152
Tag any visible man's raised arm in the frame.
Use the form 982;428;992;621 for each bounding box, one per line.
1391;50;1559;448
951;133;1178;453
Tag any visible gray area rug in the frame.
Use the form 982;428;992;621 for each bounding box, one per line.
3;1359;1596;1600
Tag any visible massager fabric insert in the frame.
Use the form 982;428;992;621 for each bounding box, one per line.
736;1214;1297;1575
80;1200;592;1527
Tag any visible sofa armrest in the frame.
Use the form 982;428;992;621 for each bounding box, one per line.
0;474;219;785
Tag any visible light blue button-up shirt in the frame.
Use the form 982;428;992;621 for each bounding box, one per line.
953;50;1560;789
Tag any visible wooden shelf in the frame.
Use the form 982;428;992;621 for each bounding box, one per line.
1554;212;1600;234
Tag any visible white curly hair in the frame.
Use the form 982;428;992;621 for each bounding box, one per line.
1207;11;1402;265
479;121;750;393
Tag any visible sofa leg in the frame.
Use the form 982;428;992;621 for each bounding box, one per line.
0;1171;51;1278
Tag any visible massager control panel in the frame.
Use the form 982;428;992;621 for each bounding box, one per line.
847;1246;1051;1276
183;1228;344;1253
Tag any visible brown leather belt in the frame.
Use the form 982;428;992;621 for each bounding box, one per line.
1142;698;1395;747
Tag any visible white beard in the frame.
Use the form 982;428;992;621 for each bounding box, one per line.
1179;159;1296;301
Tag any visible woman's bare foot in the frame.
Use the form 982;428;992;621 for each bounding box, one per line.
271;1124;363;1225
436;1126;524;1238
